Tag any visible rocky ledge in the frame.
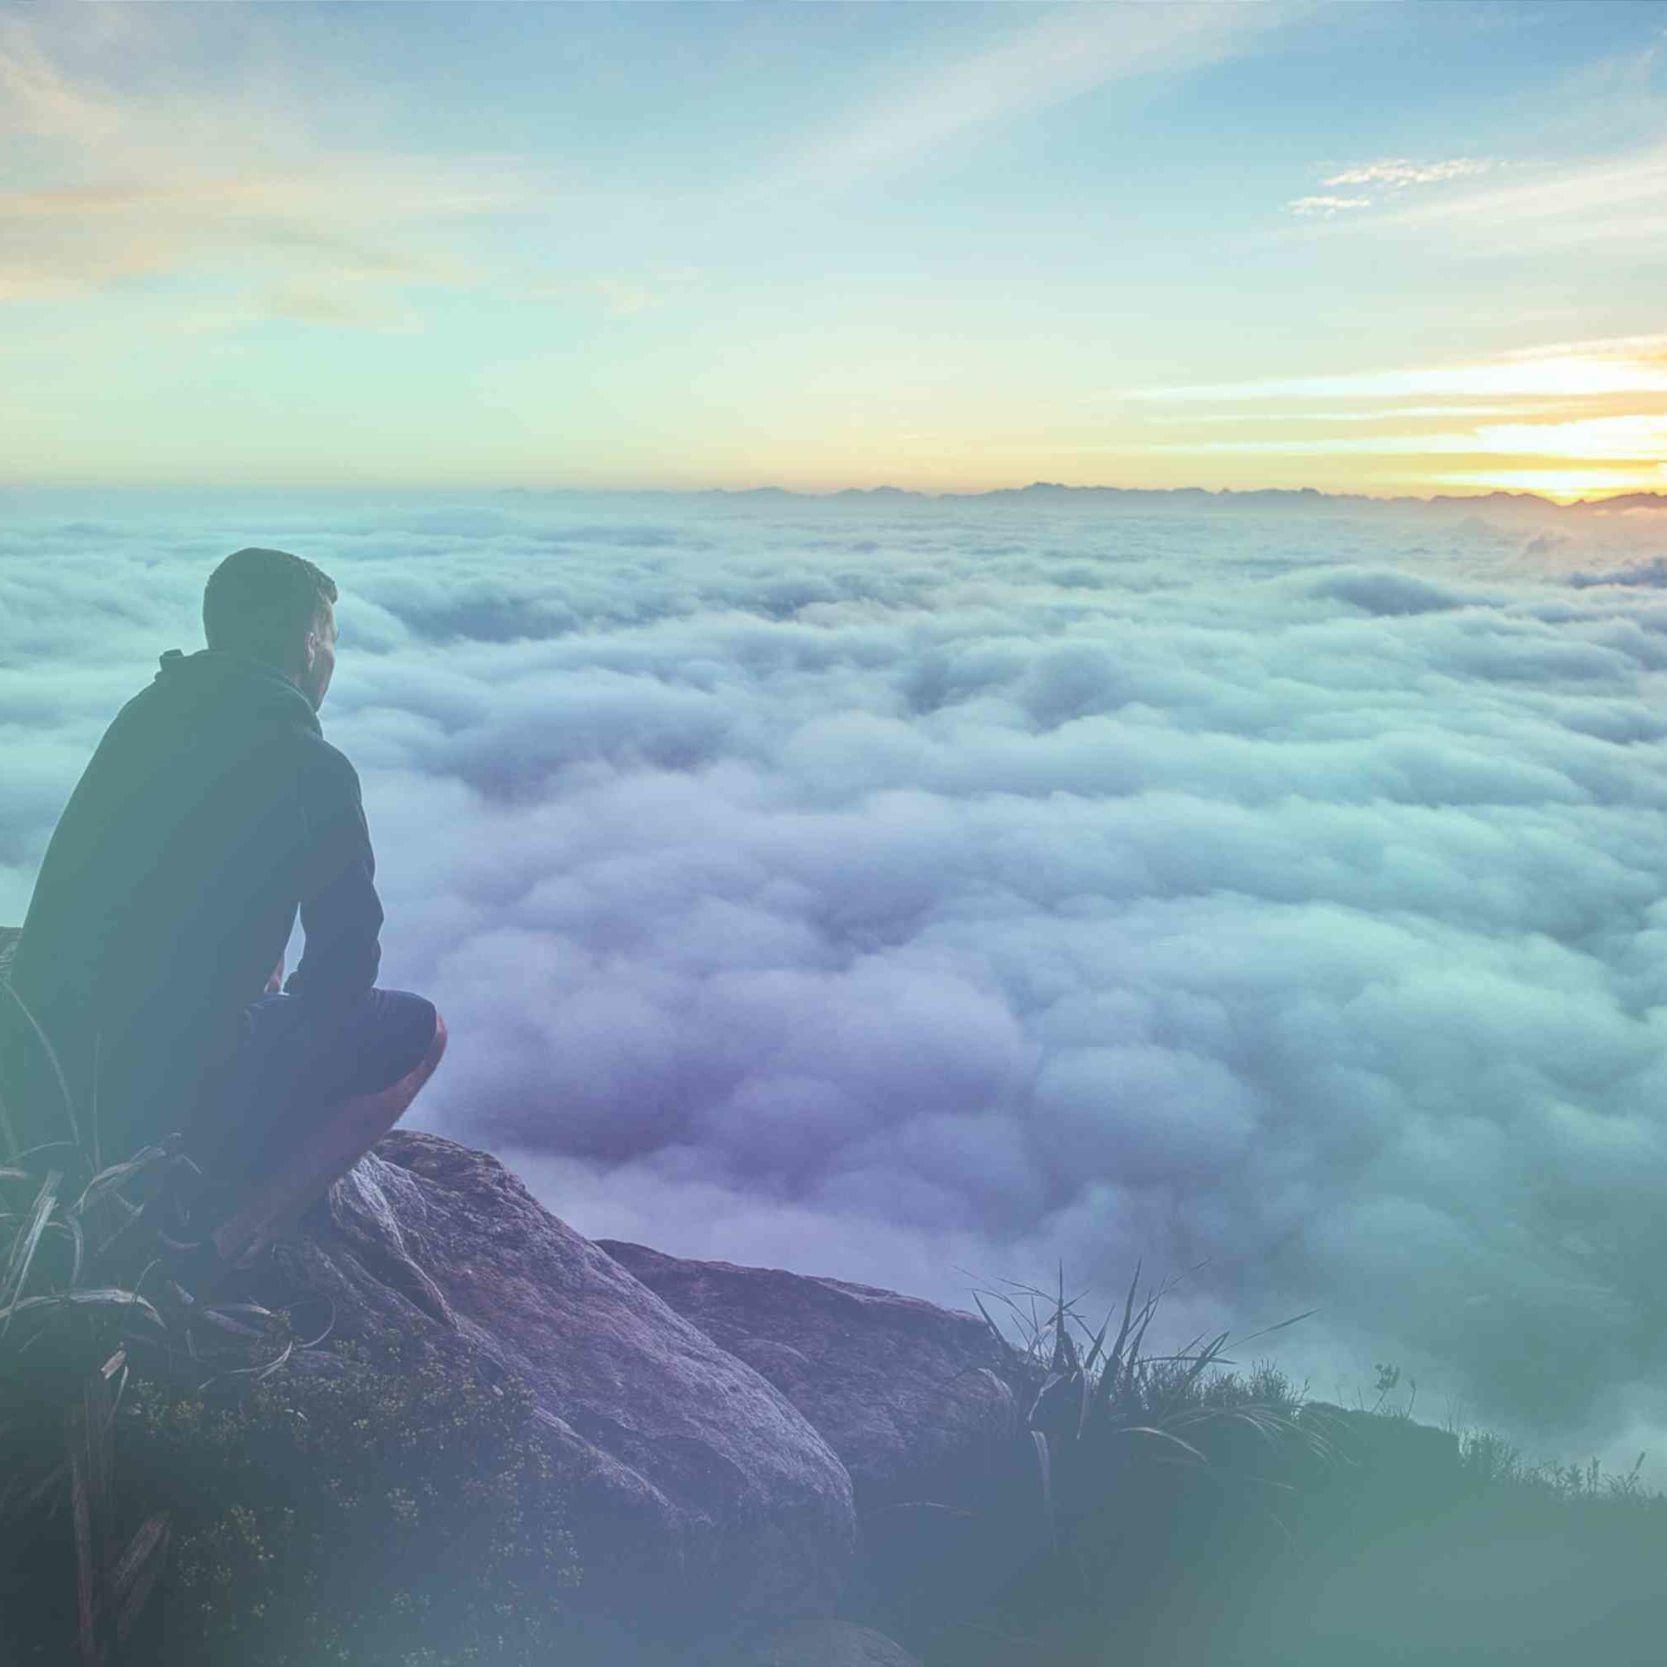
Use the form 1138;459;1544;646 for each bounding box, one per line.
237;1130;1030;1656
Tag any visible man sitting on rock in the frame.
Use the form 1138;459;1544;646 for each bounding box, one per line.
0;546;447;1294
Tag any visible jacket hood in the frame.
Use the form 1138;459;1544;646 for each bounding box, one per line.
153;647;322;736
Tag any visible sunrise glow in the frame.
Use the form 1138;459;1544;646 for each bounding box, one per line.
2;4;1665;499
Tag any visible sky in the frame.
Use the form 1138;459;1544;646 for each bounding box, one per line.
8;484;1667;1489
5;0;1667;499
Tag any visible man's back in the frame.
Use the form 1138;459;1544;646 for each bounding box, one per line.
0;647;383;1168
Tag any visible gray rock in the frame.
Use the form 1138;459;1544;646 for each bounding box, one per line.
594;1239;1020;1517
279;1131;860;1636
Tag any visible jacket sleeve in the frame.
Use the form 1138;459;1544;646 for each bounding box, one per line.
283;746;383;1005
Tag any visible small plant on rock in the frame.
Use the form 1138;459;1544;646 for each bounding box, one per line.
942;1258;1335;1664
970;1259;1322;1550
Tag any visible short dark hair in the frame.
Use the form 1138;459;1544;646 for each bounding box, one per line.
203;547;337;665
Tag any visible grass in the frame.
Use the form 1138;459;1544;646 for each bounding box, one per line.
860;1259;1667;1667
0;950;321;1662
1453;1425;1652;1503
966;1259;1325;1549
863;1259;1335;1665
2;941;589;1666
2;969;172;1662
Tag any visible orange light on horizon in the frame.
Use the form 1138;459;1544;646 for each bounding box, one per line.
1432;468;1667;503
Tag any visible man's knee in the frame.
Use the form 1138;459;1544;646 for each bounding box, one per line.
426;1008;447;1067
400;1002;445;1087
381;990;443;1082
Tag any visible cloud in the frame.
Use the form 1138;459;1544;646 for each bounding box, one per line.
1321;158;1496;189
1122;337;1667;491
1131;421;1667;462
1130;341;1667;404
1301;142;1667;250
786;2;1295;191
1388;143;1667;233
1285;195;1372;217
10;487;1667;1489
1568;556;1667;591
0;10;540;315
1284;156;1497;218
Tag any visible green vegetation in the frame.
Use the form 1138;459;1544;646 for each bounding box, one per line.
856;1263;1332;1665
0;955;208;1663
860;1263;1667;1667
1;951;585;1666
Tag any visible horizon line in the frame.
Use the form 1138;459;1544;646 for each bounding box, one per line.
6;480;1666;511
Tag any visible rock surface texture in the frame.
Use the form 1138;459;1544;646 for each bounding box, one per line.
282;1132;861;1637
593;1237;1046;1653
594;1239;1021;1516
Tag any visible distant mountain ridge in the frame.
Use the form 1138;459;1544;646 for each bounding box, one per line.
504;482;1667;513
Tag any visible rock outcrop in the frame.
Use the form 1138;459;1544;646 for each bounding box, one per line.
593;1239;1021;1517
271;1132;861;1638
589;1240;1048;1652
0;920;1028;1658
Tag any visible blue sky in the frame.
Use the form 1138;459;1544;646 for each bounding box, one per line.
5;0;1667;494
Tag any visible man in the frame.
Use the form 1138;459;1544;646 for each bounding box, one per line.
0;546;446;1288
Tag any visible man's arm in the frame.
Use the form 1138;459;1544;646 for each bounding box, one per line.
283;747;383;1006
266;954;284;994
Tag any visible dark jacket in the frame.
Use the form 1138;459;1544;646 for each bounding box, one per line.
0;648;382;1168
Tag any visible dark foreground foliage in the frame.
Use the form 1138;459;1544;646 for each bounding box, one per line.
4;1323;590;1667
122;1328;584;1666
1;934;599;1666
847;1267;1667;1667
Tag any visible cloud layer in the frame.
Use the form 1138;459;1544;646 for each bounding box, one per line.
7;488;1667;1481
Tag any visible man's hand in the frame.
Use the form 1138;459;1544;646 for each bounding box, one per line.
265;954;284;995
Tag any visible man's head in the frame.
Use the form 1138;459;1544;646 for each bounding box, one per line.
203;547;339;711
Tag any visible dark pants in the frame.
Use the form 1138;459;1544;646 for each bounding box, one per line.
191;986;438;1189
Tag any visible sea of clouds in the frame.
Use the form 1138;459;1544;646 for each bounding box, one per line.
6;484;1667;1481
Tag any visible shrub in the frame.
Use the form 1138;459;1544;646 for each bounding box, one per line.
887;1261;1326;1666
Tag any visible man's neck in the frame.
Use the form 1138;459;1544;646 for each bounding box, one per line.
203;647;316;709
208;647;301;685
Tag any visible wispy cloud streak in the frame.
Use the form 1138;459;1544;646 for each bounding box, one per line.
1131;343;1667;404
1293;143;1667;249
1287;194;1371;216
0;11;542;317
1322;157;1494;188
789;2;1295;191
1285;156;1498;216
1126;338;1667;497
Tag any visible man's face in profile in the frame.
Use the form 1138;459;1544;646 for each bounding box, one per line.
301;604;338;712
